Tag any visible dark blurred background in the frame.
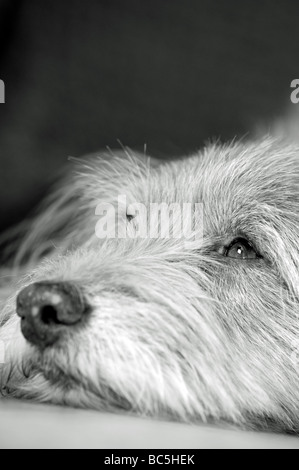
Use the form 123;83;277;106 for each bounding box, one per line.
0;0;297;233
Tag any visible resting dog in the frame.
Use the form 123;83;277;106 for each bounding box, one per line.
1;137;299;433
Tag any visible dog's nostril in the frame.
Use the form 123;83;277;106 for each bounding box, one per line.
40;305;59;325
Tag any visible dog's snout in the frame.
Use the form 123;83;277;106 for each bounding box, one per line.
16;281;89;347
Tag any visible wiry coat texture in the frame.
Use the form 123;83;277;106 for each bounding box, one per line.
1;138;299;432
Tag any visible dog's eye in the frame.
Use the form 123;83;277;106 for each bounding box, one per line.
224;237;260;260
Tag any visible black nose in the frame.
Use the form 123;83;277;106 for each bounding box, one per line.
16;281;89;348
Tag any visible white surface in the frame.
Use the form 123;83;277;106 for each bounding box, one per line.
0;399;298;449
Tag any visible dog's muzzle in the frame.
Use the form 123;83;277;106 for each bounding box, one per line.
16;281;90;348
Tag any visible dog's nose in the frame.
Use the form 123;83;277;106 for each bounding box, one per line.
16;281;89;348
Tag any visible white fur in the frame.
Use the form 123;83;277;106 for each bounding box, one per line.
1;138;299;432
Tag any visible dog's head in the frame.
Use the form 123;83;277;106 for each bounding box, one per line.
2;138;299;431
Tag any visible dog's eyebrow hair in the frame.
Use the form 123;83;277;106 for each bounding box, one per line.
225;235;259;251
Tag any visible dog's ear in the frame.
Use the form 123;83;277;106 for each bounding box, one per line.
1;149;160;268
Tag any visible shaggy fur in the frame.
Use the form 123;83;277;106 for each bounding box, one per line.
1;137;299;432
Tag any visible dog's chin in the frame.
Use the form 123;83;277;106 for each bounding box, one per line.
5;337;299;433
3;337;132;414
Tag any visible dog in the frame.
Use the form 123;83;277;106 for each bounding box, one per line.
1;136;299;433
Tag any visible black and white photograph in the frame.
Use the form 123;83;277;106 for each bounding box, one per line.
1;0;299;450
